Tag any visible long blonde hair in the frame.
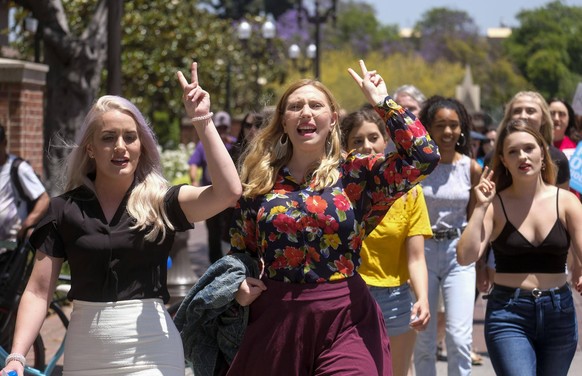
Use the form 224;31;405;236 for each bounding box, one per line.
500;91;554;144
65;95;172;242
239;80;342;197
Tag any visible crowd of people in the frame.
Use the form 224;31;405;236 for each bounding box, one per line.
1;55;582;376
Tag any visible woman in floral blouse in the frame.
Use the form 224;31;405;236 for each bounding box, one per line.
226;60;440;375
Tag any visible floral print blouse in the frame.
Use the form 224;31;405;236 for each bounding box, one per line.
229;97;440;283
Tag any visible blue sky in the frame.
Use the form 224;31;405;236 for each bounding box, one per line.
361;0;582;33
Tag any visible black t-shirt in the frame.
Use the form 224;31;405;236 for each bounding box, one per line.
483;145;570;185
30;184;193;303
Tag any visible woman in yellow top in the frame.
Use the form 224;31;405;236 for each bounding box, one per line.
341;108;431;376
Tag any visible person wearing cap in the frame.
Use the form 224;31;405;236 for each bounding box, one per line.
189;111;237;263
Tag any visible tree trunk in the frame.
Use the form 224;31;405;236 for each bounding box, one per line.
15;0;109;194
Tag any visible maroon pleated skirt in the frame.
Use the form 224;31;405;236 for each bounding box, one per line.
227;274;392;376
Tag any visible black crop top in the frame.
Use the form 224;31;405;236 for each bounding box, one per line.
491;188;569;274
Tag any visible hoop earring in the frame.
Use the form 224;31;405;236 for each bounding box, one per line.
456;132;466;147
274;133;289;160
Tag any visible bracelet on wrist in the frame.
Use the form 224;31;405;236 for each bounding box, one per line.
5;353;26;368
191;112;214;125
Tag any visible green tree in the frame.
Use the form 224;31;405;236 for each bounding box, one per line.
414;7;482;64
504;0;582;98
11;0;109;194
329;1;399;55
410;7;528;115
199;0;294;20
9;0;289;191
313;48;466;113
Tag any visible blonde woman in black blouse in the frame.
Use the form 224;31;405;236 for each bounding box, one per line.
1;62;241;376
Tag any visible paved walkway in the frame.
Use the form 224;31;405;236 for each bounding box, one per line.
40;222;582;375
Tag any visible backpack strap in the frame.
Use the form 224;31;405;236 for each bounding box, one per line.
10;157;34;212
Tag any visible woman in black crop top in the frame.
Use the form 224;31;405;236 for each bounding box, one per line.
1;62;242;376
457;119;582;376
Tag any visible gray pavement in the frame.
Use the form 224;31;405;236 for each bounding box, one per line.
41;221;582;375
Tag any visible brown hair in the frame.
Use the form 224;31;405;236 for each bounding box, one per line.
340;108;386;150
492;118;556;192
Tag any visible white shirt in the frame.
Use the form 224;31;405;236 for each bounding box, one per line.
0;154;46;249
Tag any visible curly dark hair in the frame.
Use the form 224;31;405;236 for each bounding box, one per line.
418;95;473;156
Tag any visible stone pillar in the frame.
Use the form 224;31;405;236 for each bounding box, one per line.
0;58;49;177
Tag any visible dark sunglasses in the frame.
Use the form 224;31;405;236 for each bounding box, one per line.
243;121;260;129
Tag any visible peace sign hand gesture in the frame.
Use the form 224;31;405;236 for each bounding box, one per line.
176;62;211;119
474;166;496;206
347;60;388;106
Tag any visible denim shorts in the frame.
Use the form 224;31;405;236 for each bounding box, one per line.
484;283;578;376
369;283;413;337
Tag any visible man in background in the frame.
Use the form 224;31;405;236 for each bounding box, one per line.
0;124;49;253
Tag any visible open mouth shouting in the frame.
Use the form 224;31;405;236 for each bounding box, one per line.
297;123;317;136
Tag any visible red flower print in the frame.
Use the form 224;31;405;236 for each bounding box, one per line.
243;219;255;237
345;156;367;174
306;246;321;263
269;233;278;242
382;167;398;185
403;165;421;182
306;195;328;214
257;206;265;221
274;181;295;192
349;235;362;250
273;214;299;234
317;214;339;234
371;190;387;204
394;128;413;149
333;194;351;211
299;215;319;230
334;255;354;276
344;183;363;201
272;255;288;269
409;119;427;137
284;246;305;268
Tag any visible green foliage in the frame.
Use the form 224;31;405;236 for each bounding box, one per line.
159;142;196;184
121;1;235;124
314;48;465;113
330;1;399;51
504;0;582;98
12;0;577;139
199;0;295;19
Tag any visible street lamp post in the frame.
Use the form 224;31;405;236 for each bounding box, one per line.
295;0;337;80
288;43;317;76
236;17;276;102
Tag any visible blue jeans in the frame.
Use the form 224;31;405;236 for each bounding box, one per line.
414;237;475;376
485;284;578;376
369;283;414;337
